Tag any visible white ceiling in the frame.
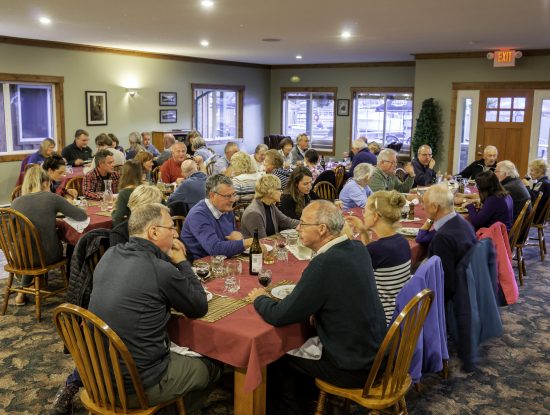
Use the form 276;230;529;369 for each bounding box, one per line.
1;0;549;65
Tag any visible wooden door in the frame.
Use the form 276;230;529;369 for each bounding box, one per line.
477;90;533;175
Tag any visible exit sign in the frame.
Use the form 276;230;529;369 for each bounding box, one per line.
493;50;516;67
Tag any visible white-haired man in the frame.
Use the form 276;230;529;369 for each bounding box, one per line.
412;144;436;186
159;142;188;183
350;138;377;175
369;148;415;193
248;200;387;413
290;133;310;165
157;133;176;165
212;142;239;175
459;145;498;179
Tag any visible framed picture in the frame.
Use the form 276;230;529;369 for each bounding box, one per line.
160;109;177;124
337;99;349;116
85;91;108;125
159;92;177;106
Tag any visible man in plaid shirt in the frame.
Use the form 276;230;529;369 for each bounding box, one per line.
83;149;120;200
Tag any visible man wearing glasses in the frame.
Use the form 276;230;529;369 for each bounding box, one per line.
88;203;221;413
181;174;253;261
412;144;437;186
369;148;415;192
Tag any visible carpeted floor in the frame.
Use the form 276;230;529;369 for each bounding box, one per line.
0;229;549;415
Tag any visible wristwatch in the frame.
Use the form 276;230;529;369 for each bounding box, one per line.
426;219;433;225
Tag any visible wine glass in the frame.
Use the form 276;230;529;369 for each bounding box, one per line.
275;236;288;261
258;269;272;288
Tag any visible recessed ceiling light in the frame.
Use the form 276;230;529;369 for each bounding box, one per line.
295;55;302;60
39;16;51;25
200;39;209;47
341;30;351;39
201;0;214;8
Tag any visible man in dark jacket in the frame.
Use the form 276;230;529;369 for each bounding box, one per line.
412;144;437;186
247;200;387;414
61;129;93;166
350;138;377;175
494;160;531;221
459;145;498;179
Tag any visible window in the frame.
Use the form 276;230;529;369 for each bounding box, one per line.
351;90;413;151
0;74;64;161
536;98;550;160
192;84;243;139
281;88;336;154
485;96;525;123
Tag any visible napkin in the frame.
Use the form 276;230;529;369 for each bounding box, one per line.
286;244;314;261
287;336;322;360
170;341;202;358
63;217;90;233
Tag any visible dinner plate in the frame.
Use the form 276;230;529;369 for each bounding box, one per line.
271;284;296;300
243;244;274;255
397;227;420;237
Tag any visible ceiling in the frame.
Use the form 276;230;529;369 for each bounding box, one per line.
1;0;549;65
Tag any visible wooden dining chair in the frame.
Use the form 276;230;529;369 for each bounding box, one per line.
528;195;550;261
333;165;346;193
66;176;84;197
512;194;542;285
206;159;217;176
314;289;434;415
151;166;161;184
313;181;337;202
233;202;249;229
10;185;22;202
507;200;530;286
53;303;186;415
0;208;68;321
172;215;186;235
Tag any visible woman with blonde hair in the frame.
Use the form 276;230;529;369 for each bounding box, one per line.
525;158;550;224
12;165;88;305
112;160;143;226
134;151;155;183
125;131;145;160
24;138;56;169
230;151;261;204
110;184;164;245
345;190;411;323
240;174;299;238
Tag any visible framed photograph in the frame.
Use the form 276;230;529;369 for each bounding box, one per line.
160;109;177;124
337;99;349;116
159;92;177;106
85;91;108;125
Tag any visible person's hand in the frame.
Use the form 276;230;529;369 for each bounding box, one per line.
169;238;187;263
247;287;267;302
334;200;344;210
420;219;433;231
242;238;253;249
428;158;436;170
65;189;78;200
226;231;244;241
522;179;531;187
344;215;365;235
175;177;184;185
404;163;415;177
74;158;84;166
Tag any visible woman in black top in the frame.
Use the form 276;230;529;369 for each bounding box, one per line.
43;154;78;199
280;167;314;220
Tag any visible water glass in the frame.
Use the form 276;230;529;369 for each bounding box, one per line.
211;255;226;278
286;232;299;248
224;260;241;294
275;237;288;262
263;239;276;265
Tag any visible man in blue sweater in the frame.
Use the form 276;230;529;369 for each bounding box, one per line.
248;200;387;414
181;174;253;261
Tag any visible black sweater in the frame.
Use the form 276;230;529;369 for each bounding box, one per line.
254;239;387;371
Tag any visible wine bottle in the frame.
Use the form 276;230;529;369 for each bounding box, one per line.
249;229;263;275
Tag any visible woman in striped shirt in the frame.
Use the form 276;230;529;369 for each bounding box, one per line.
345;190;411;324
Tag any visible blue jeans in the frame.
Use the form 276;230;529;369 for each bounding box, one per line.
66;368;83;388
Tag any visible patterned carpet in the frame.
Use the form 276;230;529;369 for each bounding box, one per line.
0;229;549;415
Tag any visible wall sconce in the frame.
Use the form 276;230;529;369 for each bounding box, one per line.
127;88;138;97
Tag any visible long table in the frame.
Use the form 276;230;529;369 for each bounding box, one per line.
57;204;113;245
168;207;428;414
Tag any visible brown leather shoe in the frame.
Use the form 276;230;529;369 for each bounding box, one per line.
48;384;80;415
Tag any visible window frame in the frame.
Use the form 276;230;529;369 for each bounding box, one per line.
280;87;337;156
191;83;244;139
0;73;65;162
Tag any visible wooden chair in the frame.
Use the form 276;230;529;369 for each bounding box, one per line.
333;165;346;193
66;176;84;197
528;195;550;261
314;289;434;415
53;303;186;415
151;166;160;184
0;208;68;321
512;193;542;285
206;159;217;176
507;200;530;286
172;215;186;235
313;181;337;201
10;185;22;202
233;202;249;230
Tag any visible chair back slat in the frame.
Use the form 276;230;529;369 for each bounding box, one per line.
172;215;186;235
362;289;434;400
333;165;346;192
53;304;151;412
509;200;530;248
517;193;542;244
206;159;216;176
66;177;84;197
10;185;22;201
313;181;337;201
534;194;550;225
151;166;160;184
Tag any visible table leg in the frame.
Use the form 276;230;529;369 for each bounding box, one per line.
234;366;266;415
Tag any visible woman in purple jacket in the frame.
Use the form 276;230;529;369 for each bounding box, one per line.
465;170;513;230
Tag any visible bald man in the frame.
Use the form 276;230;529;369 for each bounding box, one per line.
167;159;207;212
458;145;498;179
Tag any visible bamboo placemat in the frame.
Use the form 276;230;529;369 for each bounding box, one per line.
199;295;248;322
94;211;112;217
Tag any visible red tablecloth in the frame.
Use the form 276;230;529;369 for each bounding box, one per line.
57;204;112;245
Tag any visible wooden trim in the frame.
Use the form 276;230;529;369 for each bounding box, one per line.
0;72;65;163
280;87;338;93
351;87;414;94
414;49;550;60
190;84;245;139
272;61;415;69
453;81;550;90
0;36;268;69
448;89;458;172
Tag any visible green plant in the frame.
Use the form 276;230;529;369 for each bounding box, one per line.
412;98;442;159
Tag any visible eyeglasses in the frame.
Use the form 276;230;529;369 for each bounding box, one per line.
154;224;178;232
382;160;397;166
419;153;432;157
214;191;237;199
298;221;322;227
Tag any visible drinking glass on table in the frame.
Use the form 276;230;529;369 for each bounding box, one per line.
258;269;272;288
263;239;275;265
275;236;288;262
285;231;299;248
224;260;241;294
211;255;226;278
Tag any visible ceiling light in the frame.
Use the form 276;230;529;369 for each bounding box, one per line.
201;0;214;8
295;55;302;60
200;40;209;47
341;30;351;39
39;16;51;25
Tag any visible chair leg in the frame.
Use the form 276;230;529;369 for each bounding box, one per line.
2;273;15;315
398;397;408;414
442;359;449;379
538;227;546;259
175;397;186;415
315;390;327;415
35;276;41;322
517;246;524;286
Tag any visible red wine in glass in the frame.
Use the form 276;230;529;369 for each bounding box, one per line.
258;270;272;287
196;269;209;279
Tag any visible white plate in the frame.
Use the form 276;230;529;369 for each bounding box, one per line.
204;290;213;302
280;229;298;236
244;244;273;255
398;227;420;237
271;284;296;300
